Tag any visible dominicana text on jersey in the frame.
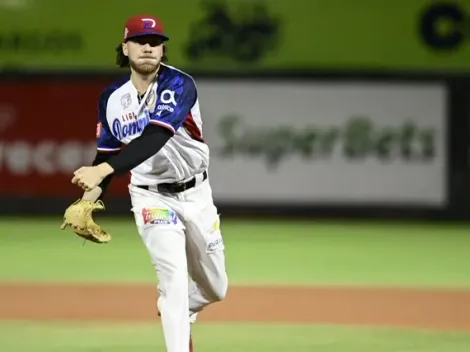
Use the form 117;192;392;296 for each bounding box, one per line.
95;63;209;185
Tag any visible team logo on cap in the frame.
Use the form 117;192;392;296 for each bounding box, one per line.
141;18;156;29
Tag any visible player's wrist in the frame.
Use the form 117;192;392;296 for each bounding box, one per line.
81;187;102;201
97;162;114;177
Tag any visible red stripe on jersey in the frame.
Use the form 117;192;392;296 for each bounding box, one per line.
183;112;204;143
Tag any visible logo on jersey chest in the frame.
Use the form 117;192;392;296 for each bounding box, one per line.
112;111;150;140
121;93;132;109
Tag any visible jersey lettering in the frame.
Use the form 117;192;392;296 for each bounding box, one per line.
112;112;149;140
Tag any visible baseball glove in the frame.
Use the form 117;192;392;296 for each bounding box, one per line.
60;199;111;244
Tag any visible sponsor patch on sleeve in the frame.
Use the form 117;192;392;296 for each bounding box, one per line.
142;208;178;225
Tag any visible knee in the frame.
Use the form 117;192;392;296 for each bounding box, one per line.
211;273;228;302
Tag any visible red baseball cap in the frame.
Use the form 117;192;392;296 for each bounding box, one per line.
123;14;169;42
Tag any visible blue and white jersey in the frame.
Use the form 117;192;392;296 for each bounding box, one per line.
96;63;209;185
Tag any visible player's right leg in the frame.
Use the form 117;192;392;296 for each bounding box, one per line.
129;185;191;352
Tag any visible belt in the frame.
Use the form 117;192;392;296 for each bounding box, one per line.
136;171;208;194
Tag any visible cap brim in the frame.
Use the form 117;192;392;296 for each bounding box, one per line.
125;32;169;42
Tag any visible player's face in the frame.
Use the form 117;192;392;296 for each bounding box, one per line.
123;35;164;75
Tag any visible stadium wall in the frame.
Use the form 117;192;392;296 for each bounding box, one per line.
0;70;468;220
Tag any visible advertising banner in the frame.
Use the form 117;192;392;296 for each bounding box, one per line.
0;77;447;206
198;81;448;206
0;78;130;196
0;0;469;71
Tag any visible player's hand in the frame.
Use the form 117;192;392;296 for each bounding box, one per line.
72;163;114;191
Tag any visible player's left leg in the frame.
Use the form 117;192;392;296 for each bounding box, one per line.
182;181;229;318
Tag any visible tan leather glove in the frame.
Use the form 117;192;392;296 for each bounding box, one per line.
60;199;111;244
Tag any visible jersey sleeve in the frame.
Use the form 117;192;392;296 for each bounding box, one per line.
149;76;197;134
96;90;122;152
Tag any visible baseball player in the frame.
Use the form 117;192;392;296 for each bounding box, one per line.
60;14;228;352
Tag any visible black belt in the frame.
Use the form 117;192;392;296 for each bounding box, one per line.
136;171;207;194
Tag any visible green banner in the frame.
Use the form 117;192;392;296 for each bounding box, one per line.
1;0;470;71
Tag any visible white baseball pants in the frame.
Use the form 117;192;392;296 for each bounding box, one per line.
129;174;228;352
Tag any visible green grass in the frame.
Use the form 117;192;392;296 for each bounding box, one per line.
0;321;469;352
1;217;470;287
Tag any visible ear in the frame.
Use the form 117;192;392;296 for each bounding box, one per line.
122;42;129;57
